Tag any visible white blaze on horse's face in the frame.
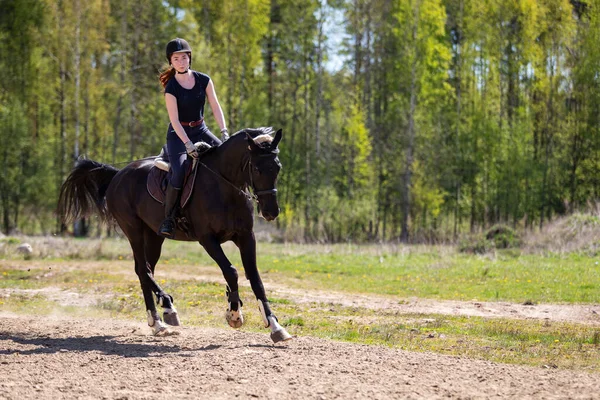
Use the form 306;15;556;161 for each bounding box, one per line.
248;130;282;221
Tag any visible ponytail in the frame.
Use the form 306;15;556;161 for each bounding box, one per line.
159;66;176;89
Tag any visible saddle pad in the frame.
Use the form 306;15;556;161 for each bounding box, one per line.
147;160;198;208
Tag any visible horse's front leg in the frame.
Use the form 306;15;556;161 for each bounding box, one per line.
235;232;292;343
200;236;244;328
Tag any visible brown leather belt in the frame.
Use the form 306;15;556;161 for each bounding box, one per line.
180;118;204;127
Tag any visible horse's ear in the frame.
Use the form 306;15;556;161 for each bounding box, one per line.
246;132;261;151
271;129;282;149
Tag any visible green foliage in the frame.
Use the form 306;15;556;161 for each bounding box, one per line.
1;237;21;245
485;225;521;249
333;102;373;198
459;225;521;253
1;0;600;242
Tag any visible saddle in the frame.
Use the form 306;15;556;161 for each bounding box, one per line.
146;142;210;208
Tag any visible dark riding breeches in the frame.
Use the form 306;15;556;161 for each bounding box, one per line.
166;123;221;189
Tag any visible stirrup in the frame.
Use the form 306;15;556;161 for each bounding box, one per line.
158;218;176;238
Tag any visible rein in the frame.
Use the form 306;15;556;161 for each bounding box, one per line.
198;161;256;201
198;152;277;203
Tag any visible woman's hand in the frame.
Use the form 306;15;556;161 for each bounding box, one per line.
221;128;229;142
185;141;199;159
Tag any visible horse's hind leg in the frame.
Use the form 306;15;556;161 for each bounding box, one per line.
143;229;180;326
200;236;244;328
123;221;174;335
126;235;167;335
235;232;292;343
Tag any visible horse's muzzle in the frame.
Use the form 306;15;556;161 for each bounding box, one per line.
259;206;279;221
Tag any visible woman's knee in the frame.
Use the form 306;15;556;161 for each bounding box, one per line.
169;168;185;189
168;154;187;189
169;176;184;190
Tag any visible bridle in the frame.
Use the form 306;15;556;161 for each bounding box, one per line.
244;151;279;201
198;149;279;203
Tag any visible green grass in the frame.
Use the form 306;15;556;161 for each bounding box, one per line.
261;254;600;303
163;241;600;304
2;239;600;304
253;245;600;304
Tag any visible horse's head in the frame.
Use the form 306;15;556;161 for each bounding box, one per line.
245;128;282;221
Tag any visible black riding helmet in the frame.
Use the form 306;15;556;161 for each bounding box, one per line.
166;38;192;66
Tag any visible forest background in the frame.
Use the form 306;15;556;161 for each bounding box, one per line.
1;0;600;243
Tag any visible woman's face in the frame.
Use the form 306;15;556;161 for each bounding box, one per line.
170;52;190;73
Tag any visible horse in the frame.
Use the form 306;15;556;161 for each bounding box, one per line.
57;128;292;343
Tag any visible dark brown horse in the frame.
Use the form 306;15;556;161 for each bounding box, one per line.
58;128;291;342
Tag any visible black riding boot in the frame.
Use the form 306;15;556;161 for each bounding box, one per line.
158;185;181;238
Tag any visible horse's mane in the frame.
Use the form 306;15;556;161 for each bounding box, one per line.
230;127;275;148
199;127;275;159
233;127;275;142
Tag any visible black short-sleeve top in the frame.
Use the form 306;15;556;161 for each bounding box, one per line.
164;71;211;123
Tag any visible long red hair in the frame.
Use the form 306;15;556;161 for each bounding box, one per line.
159;66;176;89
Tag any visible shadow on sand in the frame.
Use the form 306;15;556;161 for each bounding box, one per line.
0;331;222;358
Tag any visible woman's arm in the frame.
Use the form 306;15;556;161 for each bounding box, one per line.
165;93;191;144
206;80;227;134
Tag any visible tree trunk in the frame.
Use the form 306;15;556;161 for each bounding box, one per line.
315;4;325;156
353;0;362;89
130;2;140;160
400;1;420;243
59;59;67;234
113;2;127;165
73;0;86;237
303;31;312;240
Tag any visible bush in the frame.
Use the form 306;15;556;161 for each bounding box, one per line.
459;225;521;254
0;237;21;245
566;213;600;227
485;225;520;249
459;236;494;254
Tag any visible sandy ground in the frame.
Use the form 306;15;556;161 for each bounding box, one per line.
1;259;600;398
1;312;599;400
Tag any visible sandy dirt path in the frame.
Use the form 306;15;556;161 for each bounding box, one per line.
0;312;599;400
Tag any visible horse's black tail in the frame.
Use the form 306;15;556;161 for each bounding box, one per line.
57;159;120;224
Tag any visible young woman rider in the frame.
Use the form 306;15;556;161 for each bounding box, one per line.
157;38;229;238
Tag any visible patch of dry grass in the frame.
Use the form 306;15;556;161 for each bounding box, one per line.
524;212;600;255
0;235;135;260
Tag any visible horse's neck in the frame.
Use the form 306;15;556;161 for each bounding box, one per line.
204;138;248;186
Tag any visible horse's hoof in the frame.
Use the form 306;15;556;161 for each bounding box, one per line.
155;327;180;336
226;309;244;329
151;319;169;336
163;310;180;326
270;328;292;343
